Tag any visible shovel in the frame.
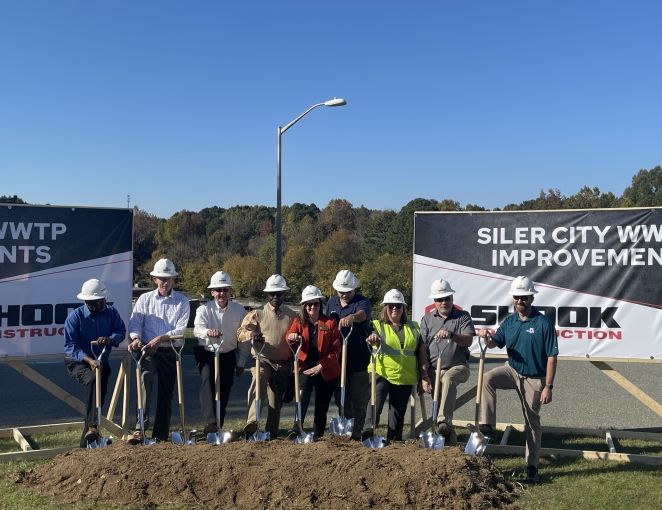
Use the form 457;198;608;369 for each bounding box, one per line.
419;336;451;450
207;333;233;444
288;335;314;444
169;334;196;445
363;342;386;448
130;349;155;446
247;334;270;442
465;334;490;457
87;341;112;448
329;319;354;436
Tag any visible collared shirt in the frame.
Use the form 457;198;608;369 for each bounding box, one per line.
326;293;372;373
420;306;476;369
129;289;189;347
492;307;559;377
64;304;126;363
194;299;247;355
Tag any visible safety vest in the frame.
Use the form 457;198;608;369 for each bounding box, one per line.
367;319;420;386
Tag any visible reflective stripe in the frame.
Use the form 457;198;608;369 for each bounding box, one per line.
377;322;416;356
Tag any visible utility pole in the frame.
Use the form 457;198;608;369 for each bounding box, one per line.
127;195;131;209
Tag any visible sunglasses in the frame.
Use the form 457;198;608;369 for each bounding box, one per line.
305;302;321;308
513;295;531;302
387;304;403;310
214;288;231;293
267;292;284;298
434;296;452;302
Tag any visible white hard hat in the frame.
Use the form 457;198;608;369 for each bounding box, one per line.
509;276;538;295
263;274;290;293
77;279;109;301
332;269;359;292
300;285;325;304
428;279;456;299
208;271;234;288
150;258;178;278
381;289;407;306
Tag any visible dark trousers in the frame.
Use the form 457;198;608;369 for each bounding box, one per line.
66;359;111;448
362;376;413;441
194;346;236;429
297;373;338;437
334;370;370;440
136;349;177;441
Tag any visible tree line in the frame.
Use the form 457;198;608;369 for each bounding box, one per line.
5;165;661;307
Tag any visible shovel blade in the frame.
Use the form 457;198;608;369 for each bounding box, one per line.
362;436;387;448
329;416;354;436
419;431;445;450
143;437;156;446
207;430;233;444
464;431;489;457
171;431;183;444
87;440;99;449
99;436;113;448
247;430;270;442
185;430;197;445
291;431;315;444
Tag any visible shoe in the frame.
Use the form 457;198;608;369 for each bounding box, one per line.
525;465;540;484
478;424;497;440
84;427;99;444
361;429;373;442
437;422;452;439
127;430;142;445
203;424;218;435
244;421;258;439
287;428;299;440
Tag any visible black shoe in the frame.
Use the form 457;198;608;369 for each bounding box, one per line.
361;429;373;442
437;422;452;439
287;427;300;440
478;424;497;440
525;465;540;484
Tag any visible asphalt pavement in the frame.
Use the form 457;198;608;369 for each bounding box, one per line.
1;355;661;433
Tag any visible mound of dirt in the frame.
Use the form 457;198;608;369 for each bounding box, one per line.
17;436;519;509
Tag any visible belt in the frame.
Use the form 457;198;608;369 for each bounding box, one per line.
157;347;172;353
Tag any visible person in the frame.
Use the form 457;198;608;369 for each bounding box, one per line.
477;276;558;484
419;278;476;445
237;274;297;439
64;279;126;447
361;289;425;442
193;271;248;436
285;285;340;438
325;269;372;441
128;259;190;443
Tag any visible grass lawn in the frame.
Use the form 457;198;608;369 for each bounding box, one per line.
2;421;662;509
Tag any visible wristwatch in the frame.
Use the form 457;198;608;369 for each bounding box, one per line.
545;383;554;390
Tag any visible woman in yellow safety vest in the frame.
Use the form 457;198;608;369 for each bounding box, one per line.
360;289;427;442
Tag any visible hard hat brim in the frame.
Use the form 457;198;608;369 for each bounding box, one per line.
428;291;455;299
508;289;538;295
263;285;290;292
208;283;234;288
77;293;108;301
150;271;179;277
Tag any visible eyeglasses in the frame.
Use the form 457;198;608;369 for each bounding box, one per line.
305;302;321;308
434;296;452;302
387;304;403;310
214;288;231;293
513;296;530;302
267;292;284;298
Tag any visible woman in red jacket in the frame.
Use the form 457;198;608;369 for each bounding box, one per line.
286;285;341;438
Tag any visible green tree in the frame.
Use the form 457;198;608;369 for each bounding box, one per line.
132;207;163;282
312;229;363;294
565;186;621;209
222;255;270;299
622;166;662;207
361;210;396;261
386;198;438;256
282;245;315;298
319;199;355;232
359;253;412;307
0;195;27;204
438;199;462;211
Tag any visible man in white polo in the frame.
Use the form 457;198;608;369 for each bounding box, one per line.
128;259;190;442
193;271;247;436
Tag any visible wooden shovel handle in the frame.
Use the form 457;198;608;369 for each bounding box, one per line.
135;367;143;409
293;359;300;404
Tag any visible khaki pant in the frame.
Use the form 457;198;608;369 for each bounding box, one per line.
429;363;470;446
247;359;290;438
481;363;545;466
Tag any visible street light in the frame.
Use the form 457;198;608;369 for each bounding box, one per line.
275;98;347;274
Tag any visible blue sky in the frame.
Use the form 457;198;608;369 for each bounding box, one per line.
1;1;660;219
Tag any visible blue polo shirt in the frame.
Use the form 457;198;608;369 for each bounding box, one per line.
64;304;126;364
326;293;372;373
492;307;558;377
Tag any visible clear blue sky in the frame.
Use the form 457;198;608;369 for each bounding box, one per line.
2;1;660;219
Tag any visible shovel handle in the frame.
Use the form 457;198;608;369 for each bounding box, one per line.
96;359;102;409
340;342;347;390
475;336;487;406
214;352;221;402
135;367;143;410
293;358;300;404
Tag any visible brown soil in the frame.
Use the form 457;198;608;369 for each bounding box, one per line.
17;436;519;509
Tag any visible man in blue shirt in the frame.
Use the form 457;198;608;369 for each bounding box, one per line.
64;279;126;447
477;276;558;484
325;269;372;440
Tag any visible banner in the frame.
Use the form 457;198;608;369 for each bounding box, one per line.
0;205;132;357
413;208;662;360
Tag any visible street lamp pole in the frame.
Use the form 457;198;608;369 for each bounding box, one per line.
275;98;346;275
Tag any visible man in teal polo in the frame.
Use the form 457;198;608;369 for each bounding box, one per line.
477;276;558;484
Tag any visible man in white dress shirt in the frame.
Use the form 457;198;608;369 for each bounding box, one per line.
193;271;248;435
128;259;190;442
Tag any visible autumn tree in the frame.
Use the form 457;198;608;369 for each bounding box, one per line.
312;229;363;295
359;253;412;307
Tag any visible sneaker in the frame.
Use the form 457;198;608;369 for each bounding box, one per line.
361;429;373;442
437;422;452;439
127;430;142;445
478;424;497;440
244;421;257;439
525;465;540;484
287;428;299;440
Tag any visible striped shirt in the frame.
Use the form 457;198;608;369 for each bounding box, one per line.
129;289;190;347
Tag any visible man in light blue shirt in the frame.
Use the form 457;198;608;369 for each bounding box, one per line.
128;259;190;442
64;279;126;447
